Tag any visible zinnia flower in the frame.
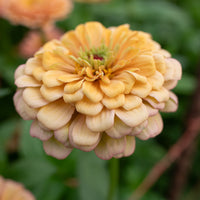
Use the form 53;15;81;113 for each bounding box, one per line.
2;0;73;28
14;22;182;160
0;176;35;200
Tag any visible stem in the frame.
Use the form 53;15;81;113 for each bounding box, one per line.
107;158;119;200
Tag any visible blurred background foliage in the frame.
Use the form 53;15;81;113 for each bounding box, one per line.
0;0;200;199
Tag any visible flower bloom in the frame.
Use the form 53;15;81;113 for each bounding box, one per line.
1;0;73;28
14;22;182;160
0;176;35;200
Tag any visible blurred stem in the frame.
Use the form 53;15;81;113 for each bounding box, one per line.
107;158;119;200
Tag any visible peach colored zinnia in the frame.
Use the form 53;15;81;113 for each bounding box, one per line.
2;0;73;28
14;22;182;160
0;176;35;200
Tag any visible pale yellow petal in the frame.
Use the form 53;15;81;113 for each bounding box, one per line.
147;71;164;90
123;136;135;157
148;87;169;102
131;81;152;98
86;108;115;132
23;88;49;108
164;58;182;81
161;92;178;112
43;137;72;159
94;134;126;160
40;85;63;102
100;79;125;97
126;71;147;83
25;58;41;75
113;72;136;94
75;97;103;116
123;95;142;110
130;120;148;136
145;103;159;116
58;73;81;83
137;113;163;140
85;22;104;48
102;94;125;109
37;99;75;130
82;81;103;103
42;70;63;87
163;80;178;90
54;123;70;145
106;116;132;138
115;104;148;127
69;115;100;148
30;120;53;141
63;89;84;103
32;66;45;82
14;89;38;120
153;53;166;74
144;97;165;109
14;65;25;79
131;55;156;76
64;80;83;94
15;75;41;88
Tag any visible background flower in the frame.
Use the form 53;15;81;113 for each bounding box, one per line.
0;176;35;200
14;22;182;160
1;0;73;28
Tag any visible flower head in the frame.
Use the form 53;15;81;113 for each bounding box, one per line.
0;176;35;200
2;0;73;28
14;22;182;160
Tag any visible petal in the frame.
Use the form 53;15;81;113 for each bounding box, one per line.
82;81;103;103
126;71;147;83
163;80;178;90
115;104;148;127
106;116;132;138
137;113;163;140
42;51;67;70
102;94;125;109
64;80;83;94
85;22;104;48
32;66;45;82
153;53;166;74
37;99;75;130
14;90;38;120
100;79;125;98
161;92;178;112
14;65;25;79
54;123;70;145
145;103;159;116
123;95;142;110
25;58;41;75
69;115;100;149
122;136;135;157
15;75;41;87
113;71;136;94
42;70;63;87
23;88;49;108
148;87;169;102
30;120;53;141
58;73;81;83
94;134;126;160
130;120;148;136
86;108;115;132
43;137;72;159
144;97;165;109
147;71;164;90
40;85;63;102
131;81;152;98
164;58;182;81
131;55;156;76
63;89;84;103
75;97;103;116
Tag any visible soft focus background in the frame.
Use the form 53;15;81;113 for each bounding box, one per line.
0;0;200;199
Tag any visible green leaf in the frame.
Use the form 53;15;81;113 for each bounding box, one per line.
77;151;109;200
